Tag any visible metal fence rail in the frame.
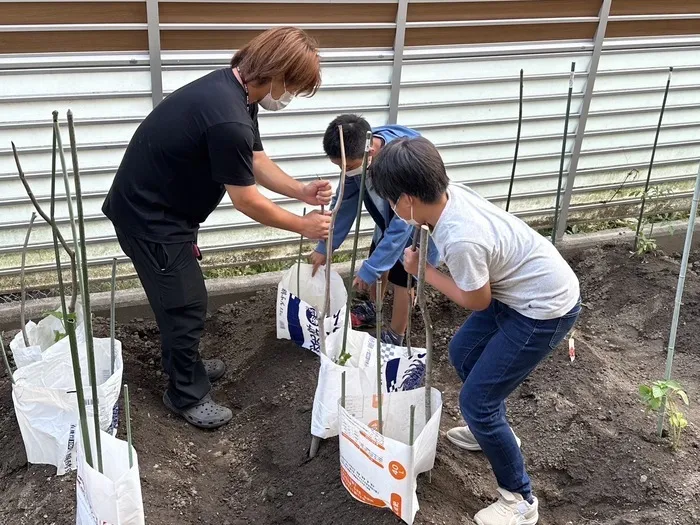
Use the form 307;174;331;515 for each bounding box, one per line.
0;0;699;292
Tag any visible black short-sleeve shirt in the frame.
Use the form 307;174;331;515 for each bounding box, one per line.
102;67;263;243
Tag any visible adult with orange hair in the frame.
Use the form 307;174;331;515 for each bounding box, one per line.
103;27;331;429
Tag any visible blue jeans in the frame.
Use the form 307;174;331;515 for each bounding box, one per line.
449;299;581;499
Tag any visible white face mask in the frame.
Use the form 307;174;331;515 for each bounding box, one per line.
345;165;364;177
259;81;294;111
392;195;420;227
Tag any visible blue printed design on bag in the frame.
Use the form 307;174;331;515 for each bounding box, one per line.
285;293;306;347
107;404;120;436
385;353;426;393
399;355;426;391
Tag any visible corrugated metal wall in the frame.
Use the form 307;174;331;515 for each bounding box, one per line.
1;0;699;293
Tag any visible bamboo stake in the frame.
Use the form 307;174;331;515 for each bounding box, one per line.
309;125;348;459
318;125;347;357
339;131;372;363
552;62;575;246
1;335;15;385
405;229;419;358
296;207;307;297
65;317;93;467
341;371;346;409
657;161;700;436
417;225;432;424
20;212;37;347
506;69;524;212
54;113;85;310
408;404;415;446
317;175;325;215
13;139;78;313
48;123;92;465
67;110;102;474
634;67;673;252
376;278;384;435
110;257;117;375
124;384;134;469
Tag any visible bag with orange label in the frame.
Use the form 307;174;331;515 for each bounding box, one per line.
338;387;442;525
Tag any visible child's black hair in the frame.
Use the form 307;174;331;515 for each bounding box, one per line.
323;114;372;159
370;137;449;204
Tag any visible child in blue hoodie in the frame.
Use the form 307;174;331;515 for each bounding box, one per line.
311;114;439;345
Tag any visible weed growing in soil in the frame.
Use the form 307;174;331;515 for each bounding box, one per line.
640;379;690;450
634;232;658;256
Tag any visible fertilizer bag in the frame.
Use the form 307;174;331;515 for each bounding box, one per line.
339;387;442;525
311;328;427;439
11;337;123;475
76;426;144;525
277;263;347;354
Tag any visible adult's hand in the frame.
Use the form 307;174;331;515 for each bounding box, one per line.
301;179;333;206
300;210;331;240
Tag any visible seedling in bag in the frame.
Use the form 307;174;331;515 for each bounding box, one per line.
639;380;689;450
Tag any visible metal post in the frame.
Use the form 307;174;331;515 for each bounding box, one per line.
146;0;164;107
634;68;673;252
657;162;700;435
555;0;612;240
552;62;576;246
388;0;409;125
505;69;524;213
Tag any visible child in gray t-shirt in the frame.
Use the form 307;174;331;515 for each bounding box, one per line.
369;136;581;525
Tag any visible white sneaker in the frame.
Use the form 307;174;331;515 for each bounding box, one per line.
474;488;539;525
446;425;521;452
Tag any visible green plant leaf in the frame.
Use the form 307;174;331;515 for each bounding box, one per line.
652;385;664;399
666;379;683;390
677;390;689;406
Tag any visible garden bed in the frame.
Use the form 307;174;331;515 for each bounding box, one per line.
1;242;699;525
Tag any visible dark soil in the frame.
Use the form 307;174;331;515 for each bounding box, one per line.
2;243;700;525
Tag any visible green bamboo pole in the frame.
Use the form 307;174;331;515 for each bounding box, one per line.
376;278;384;435
13;137;78;313
124;385;134;469
53;113;83;312
340;371;346;409
67;110;102;473
110;257;117;375
20;212;37;347
1;335;15;385
49;119;93;467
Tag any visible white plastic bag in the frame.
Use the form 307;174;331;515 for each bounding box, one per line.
277;263;347;354
339;388;443;524
10;311;85;368
11;337;124;475
76;426;144;525
311;329;427;439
